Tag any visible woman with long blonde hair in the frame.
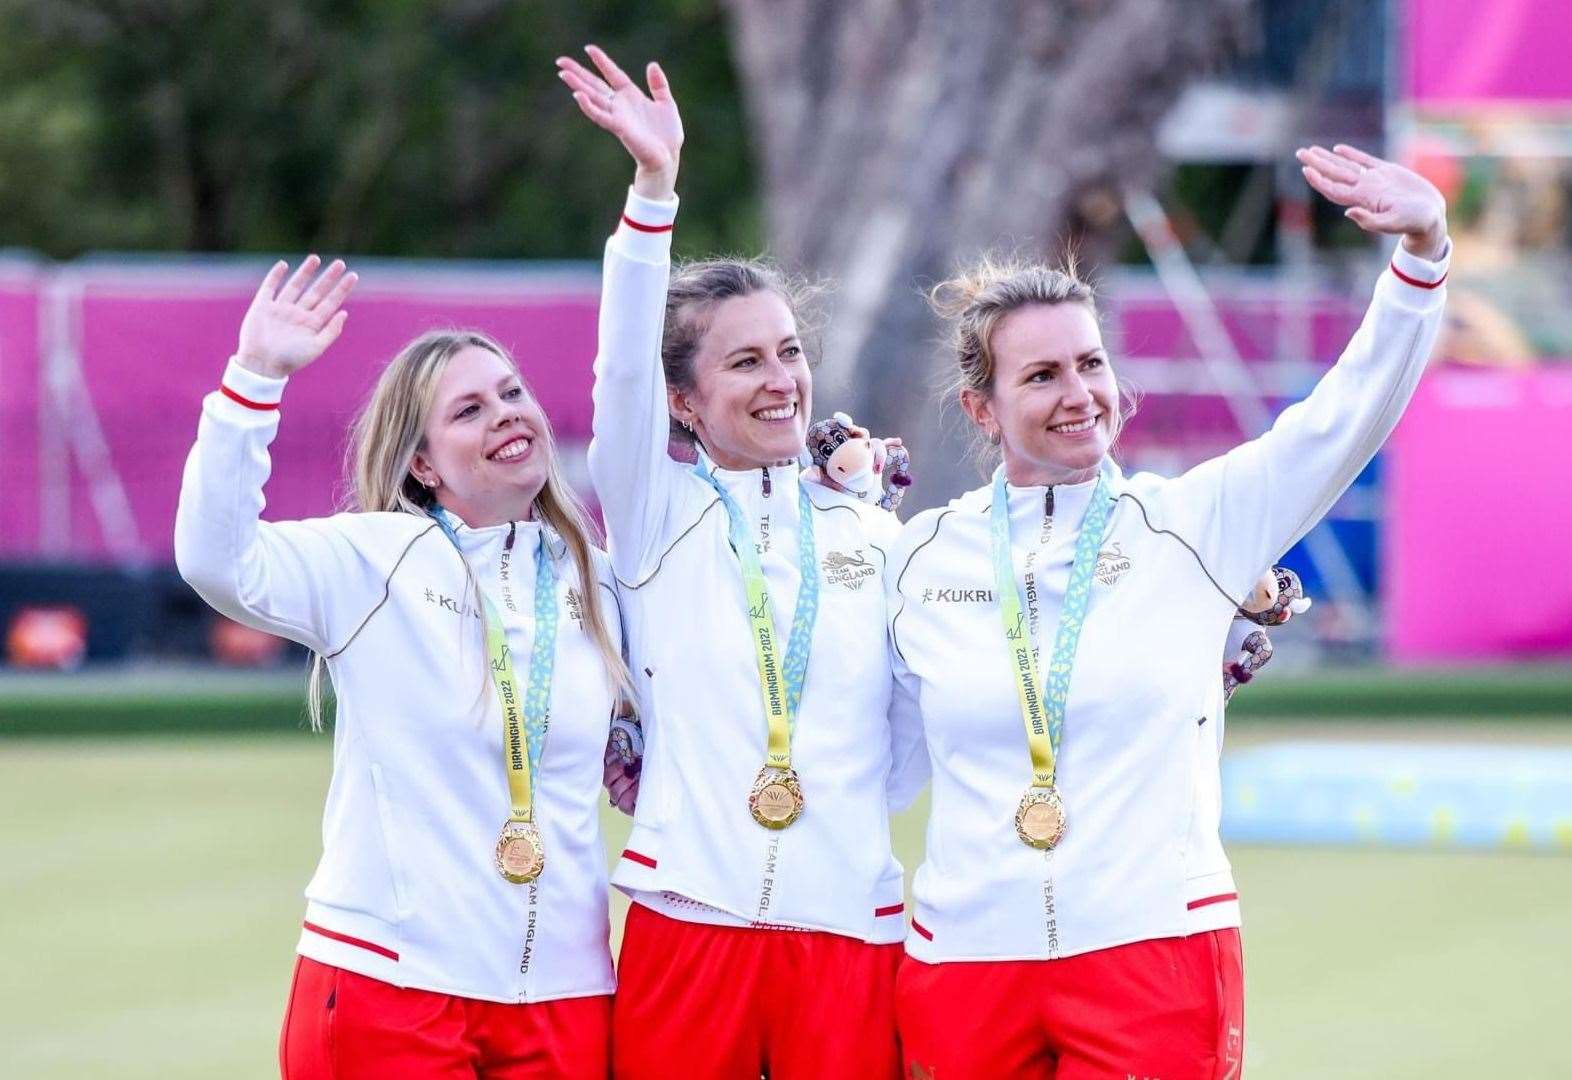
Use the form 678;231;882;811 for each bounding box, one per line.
176;257;628;1078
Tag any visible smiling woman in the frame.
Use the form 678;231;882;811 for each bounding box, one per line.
342;328;628;715
888;145;1452;1079
559;43;926;1080
174;266;631;1077
660;261;823;467
937;254;1129;484
406;343;554;524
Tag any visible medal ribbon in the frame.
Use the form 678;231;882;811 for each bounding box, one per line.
989;470;1111;789
433;510;558;823
693;459;819;769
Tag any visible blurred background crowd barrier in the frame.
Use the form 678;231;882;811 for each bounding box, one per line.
3;257;1569;667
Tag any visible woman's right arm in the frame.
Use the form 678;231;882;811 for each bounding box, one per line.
174;258;360;653
1161;147;1450;600
559;46;686;580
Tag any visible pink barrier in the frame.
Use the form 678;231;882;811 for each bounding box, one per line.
1109;281;1362;454
1407;0;1572;106
1;261;1376;563
10;260;600;560
0;260;43;556
1387;365;1572;661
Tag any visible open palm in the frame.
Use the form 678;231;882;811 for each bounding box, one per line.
236;256;357;378
557;45;683;181
1297;144;1447;257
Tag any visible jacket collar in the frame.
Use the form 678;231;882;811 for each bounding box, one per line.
429;505;568;561
695;448;803;496
985;456;1128;505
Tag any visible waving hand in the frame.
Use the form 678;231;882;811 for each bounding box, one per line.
235;256;358;378
557;45;683;201
1297;144;1448;260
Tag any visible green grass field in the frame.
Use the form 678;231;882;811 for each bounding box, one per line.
3;734;1570;1079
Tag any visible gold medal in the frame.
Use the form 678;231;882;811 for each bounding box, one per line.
1015;787;1067;850
495;820;545;884
748;766;805;829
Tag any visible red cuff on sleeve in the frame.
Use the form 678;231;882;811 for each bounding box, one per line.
621;214;674;234
221;384;281;411
1389;261;1447;290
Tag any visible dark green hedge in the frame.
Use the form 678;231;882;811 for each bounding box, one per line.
2;664;1567;738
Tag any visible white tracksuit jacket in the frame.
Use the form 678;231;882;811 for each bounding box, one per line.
888;241;1449;963
589;190;927;943
176;360;621;1003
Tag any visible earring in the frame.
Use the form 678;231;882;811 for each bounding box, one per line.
988;427;1001;446
681;419;695;434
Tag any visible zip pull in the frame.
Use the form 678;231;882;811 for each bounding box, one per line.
1038;487;1057;547
761;467;772;497
505;521;517;551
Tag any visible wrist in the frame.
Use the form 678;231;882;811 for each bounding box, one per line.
234;352;293;380
1401;221;1448;262
632;161;678;201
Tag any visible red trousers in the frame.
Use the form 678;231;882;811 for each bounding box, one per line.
898;930;1245;1080
612;903;903;1079
279;956;611;1079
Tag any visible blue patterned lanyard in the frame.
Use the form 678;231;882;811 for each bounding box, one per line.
432;509;558;816
989;470;1110;789
693;459;819;766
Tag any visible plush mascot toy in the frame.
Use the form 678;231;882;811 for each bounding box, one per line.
603;703;642;815
1223;567;1312;701
805;412;913;512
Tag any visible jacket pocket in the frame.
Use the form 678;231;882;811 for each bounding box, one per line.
368;764;412;919
637;668;677;829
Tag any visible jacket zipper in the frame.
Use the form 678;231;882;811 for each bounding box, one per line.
761;467;772;497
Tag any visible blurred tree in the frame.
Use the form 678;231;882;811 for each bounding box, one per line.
723;0;1251;498
0;0;758;258
0;0;1251;504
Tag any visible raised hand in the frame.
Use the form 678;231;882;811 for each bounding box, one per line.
1296;144;1448;260
556;45;683;201
236;256;357;378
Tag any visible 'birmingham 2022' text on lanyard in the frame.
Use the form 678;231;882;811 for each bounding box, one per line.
433;510;558;882
693;459;818;829
988;470;1111;850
